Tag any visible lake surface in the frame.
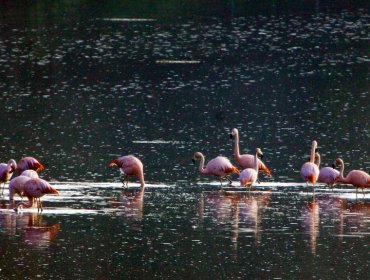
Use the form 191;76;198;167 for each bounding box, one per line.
0;1;369;279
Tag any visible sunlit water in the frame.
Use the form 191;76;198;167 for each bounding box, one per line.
0;1;369;279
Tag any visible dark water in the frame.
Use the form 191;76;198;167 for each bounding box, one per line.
0;1;369;279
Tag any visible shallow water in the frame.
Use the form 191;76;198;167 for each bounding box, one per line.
0;1;369;279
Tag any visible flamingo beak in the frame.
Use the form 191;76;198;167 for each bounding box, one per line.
192;159;196;164
229;134;233;139
332;163;336;169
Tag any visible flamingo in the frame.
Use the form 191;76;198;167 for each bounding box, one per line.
15;178;60;212
316;153;340;190
230;128;271;177
17;157;44;175
300;140;320;186
334;158;370;194
109;155;145;188
0;159;17;196
8;170;40;208
192;152;240;185
239;148;264;192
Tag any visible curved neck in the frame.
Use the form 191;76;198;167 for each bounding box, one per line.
315;153;321;167
310;143;316;163
16;197;33;209
338;159;346;181
233;133;241;161
198;155;207;174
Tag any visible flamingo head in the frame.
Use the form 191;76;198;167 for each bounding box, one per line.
108;159;118;167
312;140;318;150
229;128;239;139
192;152;204;163
256;148;263;159
8;159;17;173
334;158;344;168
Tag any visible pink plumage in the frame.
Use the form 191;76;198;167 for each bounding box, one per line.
17;157;44;174
192;152;240;185
0;159;17;196
318;167;340;187
15;178;60;212
335;158;370;190
300;141;319;185
230;128;272;177
109;155;145;188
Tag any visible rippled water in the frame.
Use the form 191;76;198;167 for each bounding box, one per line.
0;1;369;279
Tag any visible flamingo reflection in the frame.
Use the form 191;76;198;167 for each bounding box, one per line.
301;199;320;254
0;211;60;248
111;187;145;222
199;191;271;254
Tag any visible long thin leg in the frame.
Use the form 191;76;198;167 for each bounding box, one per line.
226;176;232;185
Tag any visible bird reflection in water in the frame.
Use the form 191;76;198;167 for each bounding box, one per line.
112;188;145;224
338;199;370;237
199;191;271;256
301;198;320;254
0;211;60;249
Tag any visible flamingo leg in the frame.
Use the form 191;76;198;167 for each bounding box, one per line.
121;175;129;188
226;176;232;185
0;183;4;197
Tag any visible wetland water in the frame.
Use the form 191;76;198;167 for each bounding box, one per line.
0;1;369;279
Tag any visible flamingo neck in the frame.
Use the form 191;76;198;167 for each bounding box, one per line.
254;152;259;172
198;155;207;174
16;197;33;209
310;142;316;163
338;159;347;182
233;133;241;161
315;153;321;167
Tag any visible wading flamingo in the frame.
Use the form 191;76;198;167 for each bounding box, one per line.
334;158;370;194
192;152;240;185
109;155;145;188
0;159;17;196
17;157;44;175
316;153;340;190
300;140;320;186
239;148;264;192
230;128;271;177
15;178;60;212
8;170;40;208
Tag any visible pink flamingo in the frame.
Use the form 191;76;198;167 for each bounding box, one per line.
0;159;17;196
230;128;271;177
316;153;340;190
300;140;320;186
8;170;40;208
239;148;263;191
109;155;145;188
15;178;60;212
192;152;240;185
335;158;370;194
17;157;44;175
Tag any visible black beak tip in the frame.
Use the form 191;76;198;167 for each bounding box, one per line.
332;164;336;169
192;159;195;164
229;134;233;139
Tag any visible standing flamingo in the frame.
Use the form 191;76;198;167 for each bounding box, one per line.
192;152;240;185
230;128;271;177
109;155;145;188
8;170;40;208
15;178;60;212
300;140;320;186
0;159;17;196
239;148;264;192
334;158;370;194
316;153;340;190
17;157;44;174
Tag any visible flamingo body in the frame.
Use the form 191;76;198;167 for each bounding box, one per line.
240;169;258;187
335;158;370;190
0;159;17;195
16;178;60;212
8;175;31;208
109;155;145;188
17;157;44;174
301;162;320;184
21;170;39;179
300;140;319;185
230;128;272;177
318;167;340;187
192;152;240;185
